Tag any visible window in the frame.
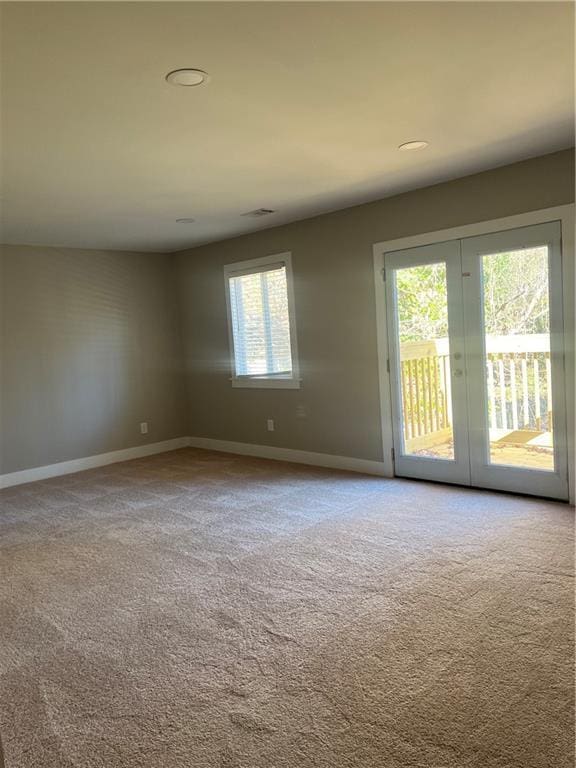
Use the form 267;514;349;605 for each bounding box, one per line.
224;252;299;388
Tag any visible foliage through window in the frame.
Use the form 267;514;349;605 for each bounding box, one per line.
396;248;550;342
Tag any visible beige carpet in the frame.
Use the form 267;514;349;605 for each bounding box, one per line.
0;448;573;768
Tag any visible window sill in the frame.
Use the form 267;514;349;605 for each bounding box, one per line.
230;377;301;390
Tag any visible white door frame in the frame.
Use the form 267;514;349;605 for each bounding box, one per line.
384;240;471;486
373;203;575;504
461;221;568;499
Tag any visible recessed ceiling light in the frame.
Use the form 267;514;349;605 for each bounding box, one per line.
175;218;195;224
165;69;209;87
398;140;429;151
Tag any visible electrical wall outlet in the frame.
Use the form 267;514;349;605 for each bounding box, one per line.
140;422;149;435
267;419;275;432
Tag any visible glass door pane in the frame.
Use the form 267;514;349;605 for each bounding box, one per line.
462;221;568;500
481;246;554;471
385;240;471;487
395;262;454;460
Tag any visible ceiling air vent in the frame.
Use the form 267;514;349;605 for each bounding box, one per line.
241;208;276;218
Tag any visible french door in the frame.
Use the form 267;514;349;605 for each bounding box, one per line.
385;221;569;500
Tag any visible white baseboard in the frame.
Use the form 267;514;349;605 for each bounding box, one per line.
187;436;390;477
0;435;390;490
0;437;189;489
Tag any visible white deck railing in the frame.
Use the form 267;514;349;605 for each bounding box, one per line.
400;335;551;450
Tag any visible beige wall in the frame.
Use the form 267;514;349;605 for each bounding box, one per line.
176;149;575;462
1;150;573;475
0;245;187;473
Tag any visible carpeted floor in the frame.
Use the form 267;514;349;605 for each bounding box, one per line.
0;448;573;768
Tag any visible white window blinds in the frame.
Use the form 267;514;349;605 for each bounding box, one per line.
228;265;293;377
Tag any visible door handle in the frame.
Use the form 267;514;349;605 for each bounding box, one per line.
454;369;463;377
453;352;462;360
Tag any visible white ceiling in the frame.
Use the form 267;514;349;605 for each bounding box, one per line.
1;1;574;252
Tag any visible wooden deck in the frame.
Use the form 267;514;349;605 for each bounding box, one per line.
411;429;554;471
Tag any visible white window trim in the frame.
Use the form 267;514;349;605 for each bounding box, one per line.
223;251;301;389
